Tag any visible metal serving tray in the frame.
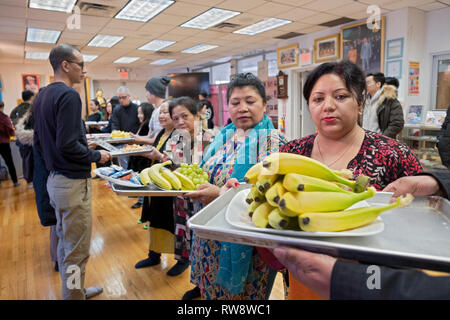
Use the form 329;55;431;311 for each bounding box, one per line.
85;121;109;126
95;140;150;156
188;185;450;273
111;183;195;197
86;134;135;144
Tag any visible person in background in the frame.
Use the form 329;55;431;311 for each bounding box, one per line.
197;99;215;130
145;76;171;145
362;72;384;134
86;99;103;134
133;100;176;269
273;172;450;300
101;100;116;133
10;90;35;126
14;105;35;187
0;100;20;187
128;102;154;209
33;43;111;300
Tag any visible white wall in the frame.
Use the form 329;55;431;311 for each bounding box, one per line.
92;80;147;104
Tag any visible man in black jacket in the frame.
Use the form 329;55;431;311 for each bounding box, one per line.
273;172;450;300
110;86;140;134
10;90;34;126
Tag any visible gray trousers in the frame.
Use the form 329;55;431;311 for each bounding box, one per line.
47;173;92;300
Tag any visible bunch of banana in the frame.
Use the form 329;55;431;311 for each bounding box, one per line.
242;152;414;232
139;161;196;190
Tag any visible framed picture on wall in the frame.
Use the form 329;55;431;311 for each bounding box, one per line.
386;59;403;79
277;44;299;69
22;74;40;94
314;34;340;63
386;38;404;60
340;16;386;74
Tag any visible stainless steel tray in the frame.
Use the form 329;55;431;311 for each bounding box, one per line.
85;121;109;126
111;183;195;197
188;185;450;273
95;140;151;156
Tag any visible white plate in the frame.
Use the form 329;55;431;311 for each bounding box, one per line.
225;189;384;237
93;169;147;188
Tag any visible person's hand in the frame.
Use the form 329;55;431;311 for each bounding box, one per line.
88;141;97;149
383;175;441;199
185;183;221;205
220;178;240;196
98;150;111;164
142;147;163;161
273;247;337;300
131;133;153;145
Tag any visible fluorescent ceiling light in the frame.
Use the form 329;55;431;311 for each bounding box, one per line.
115;0;174;22
150;59;176;65
26;28;61;44
29;0;77;13
182;44;218;54
181;8;241;29
234;18;292;35
82;54;98;62
87;35;124;48
25;51;49;60
114;57;140;64
139;40;175;51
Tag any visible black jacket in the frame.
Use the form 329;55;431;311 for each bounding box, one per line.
437;106;450;167
331;171;450;300
110;102;140;134
376;85;404;139
10;102;31;126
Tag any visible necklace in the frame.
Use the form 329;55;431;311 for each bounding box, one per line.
315;131;357;168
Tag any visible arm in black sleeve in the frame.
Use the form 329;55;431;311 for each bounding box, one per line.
383;100;404;138
331;260;450;300
417;171;450;199
110;106;120;131
55;91;100;164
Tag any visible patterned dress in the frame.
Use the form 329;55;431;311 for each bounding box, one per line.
190;130;286;300
280;130;424;190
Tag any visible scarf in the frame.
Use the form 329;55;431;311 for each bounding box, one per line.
200;114;274;294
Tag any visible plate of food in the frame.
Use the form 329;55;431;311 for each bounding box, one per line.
93;166;146;188
225;189;385;237
109;144;153;157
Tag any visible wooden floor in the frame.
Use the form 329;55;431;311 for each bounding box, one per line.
0;177;284;300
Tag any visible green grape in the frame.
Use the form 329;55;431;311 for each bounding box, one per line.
181;163;188;168
185;168;193;174
193;178;200;184
202;172;209;179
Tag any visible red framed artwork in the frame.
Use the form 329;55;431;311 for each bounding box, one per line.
22;74;40;94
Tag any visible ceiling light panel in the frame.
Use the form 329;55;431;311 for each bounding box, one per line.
26;28;61;44
181;8;241;30
28;0;77;13
182;44;218;54
87;35;124;48
234;18;292;36
114;57;141;64
115;0;175;23
139;40;176;51
150;59;176;65
25;51;49;60
82;54;98;62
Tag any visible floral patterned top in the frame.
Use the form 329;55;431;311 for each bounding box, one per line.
280;130;424;190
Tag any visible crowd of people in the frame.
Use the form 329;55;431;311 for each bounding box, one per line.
0;42;449;300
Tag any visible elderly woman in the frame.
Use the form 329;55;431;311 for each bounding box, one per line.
279;61;423;299
186;73;286;300
141;96;212;277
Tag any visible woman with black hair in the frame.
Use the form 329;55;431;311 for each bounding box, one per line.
86;99;103;134
197;99;215;130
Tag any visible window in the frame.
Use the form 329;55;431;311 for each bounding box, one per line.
431;53;450;110
265;51;278;77
237;55;263;76
211;62;231;84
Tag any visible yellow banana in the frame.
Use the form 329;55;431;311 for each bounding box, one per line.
299;194;413;232
250;185;265;203
243;162;263;184
139;167;152;185
278;187;376;217
160;167;182;190
247;200;262;218
282;173;352;193
256;173;278;193
148;163;172;190
354;174;370;193
268;207;300;230
332;168;353;180
265;181;286;207
251;202;274;228
262;153;356;189
173;170;196;190
245;190;255;204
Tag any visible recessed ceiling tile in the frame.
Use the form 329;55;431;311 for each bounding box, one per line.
146;13;190;26
301;12;340;25
298;25;328;34
417;2;449;11
26;19;66;30
328;2;370;17
265;0;312;6
225;13;265;26
0;5;27;18
105;19;144;30
383;0;441;10
163;2;209;17
302;0;354;12
248;1;295;16
274;7;317;21
27;8;69;23
217;0;267;12
175;0;223;6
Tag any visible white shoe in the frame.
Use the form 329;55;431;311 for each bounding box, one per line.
85;286;103;299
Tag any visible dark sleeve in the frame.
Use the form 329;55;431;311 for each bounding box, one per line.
55;91;100;164
331;260;450;300
110;107;121;131
416;171;450;199
383;100;404;138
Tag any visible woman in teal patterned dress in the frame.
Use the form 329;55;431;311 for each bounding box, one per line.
186;73;286;300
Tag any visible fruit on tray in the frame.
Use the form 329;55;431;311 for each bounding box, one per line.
177;163;210;188
111;130;131;139
121;144;148;152
242;152;414;232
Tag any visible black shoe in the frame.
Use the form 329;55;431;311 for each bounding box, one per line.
167;261;189;276
131;202;142;209
182;286;201;300
135;251;161;269
54;261;59;272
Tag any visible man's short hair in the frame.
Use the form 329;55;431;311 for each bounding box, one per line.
49;44;80;72
22;90;34;101
385;77;399;89
117;86;130;95
366;72;385;87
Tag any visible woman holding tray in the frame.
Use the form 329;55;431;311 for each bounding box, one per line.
137;97;213;278
185;73;287;300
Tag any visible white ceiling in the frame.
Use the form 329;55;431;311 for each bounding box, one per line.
0;0;448;77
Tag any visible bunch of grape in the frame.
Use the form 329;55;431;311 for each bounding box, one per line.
178;163;210;187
